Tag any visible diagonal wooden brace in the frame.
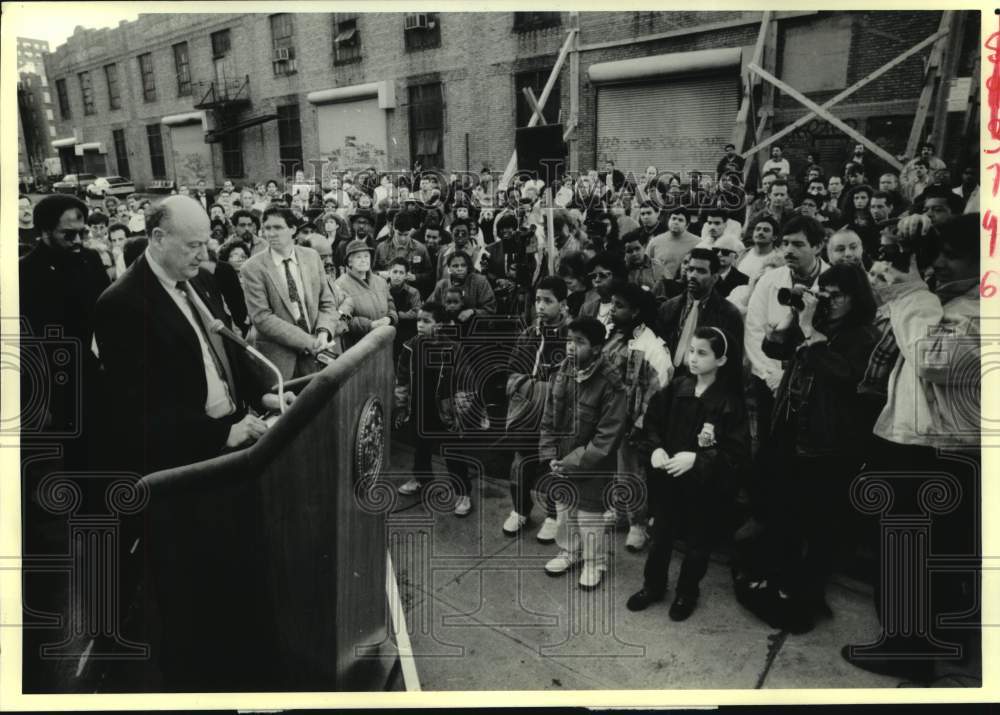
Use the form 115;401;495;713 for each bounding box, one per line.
523;87;548;125
747;63;904;171
741;28;949;161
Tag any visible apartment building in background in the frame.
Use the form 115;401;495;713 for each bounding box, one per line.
16;37;57;181
42;11;978;190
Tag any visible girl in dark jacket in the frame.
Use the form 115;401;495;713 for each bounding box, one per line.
627;326;750;621
759;262;879;628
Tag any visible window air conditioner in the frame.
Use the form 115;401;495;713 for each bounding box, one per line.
404;14;429;31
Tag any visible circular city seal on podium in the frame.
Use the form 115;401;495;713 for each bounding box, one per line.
354;396;385;487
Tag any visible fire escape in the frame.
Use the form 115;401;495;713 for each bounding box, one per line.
192;75;277;143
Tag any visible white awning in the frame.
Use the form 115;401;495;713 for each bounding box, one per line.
588;47;742;85
307;80;395;109
74;142;106;155
51;136;76;148
161;111;207;128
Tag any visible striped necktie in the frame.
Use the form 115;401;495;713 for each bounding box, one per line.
283;258;310;333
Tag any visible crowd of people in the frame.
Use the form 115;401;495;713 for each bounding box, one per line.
18;137;981;685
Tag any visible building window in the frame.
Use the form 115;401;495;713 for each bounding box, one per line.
211;28;231;57
112;128;131;178
404;13;440;52
333;13;361;65
173;42;191;96
78;71;95;115
408;82;444;171
55;78;71;118
277;103;303;174
270;14;297;75
146;123;166;178
515;68;560;127
222;132;244;177
104;63;121;110
513;12;561;31
138;52;156;102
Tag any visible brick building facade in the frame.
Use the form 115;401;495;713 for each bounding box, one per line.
42;10;978;191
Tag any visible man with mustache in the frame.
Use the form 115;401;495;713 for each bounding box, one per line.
655;247;743;375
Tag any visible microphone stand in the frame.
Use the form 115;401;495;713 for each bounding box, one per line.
210;320;287;415
188;293;287;414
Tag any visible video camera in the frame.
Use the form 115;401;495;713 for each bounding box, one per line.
873;216;941;273
776;285;828;312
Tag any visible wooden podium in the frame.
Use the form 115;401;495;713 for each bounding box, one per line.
140;326;398;692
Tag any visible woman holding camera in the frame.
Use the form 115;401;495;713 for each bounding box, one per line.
756;262;879;631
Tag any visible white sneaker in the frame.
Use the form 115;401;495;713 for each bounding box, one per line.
536;517;558;544
454;495;472;517
578;562;603;590
625;525;649;552
502;511;528;536
545;550;581;576
398;478;421;495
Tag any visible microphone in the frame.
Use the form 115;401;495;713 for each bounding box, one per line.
207;319;287;414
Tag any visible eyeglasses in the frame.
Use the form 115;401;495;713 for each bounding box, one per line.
57;228;84;242
711;248;735;256
588;271;612;280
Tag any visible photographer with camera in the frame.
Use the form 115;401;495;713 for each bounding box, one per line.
843;212;981;683
743;215;829;527
751;263;879;632
483;210;545;317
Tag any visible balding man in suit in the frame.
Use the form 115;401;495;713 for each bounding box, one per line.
95;195;290;475
93;195;293;688
240;206;343;379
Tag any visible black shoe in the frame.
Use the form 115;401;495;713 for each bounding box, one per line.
626;587;665;612
840;645;934;683
669;592;698;621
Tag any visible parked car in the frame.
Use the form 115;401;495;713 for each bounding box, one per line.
52;173;99;197
87;175;135;199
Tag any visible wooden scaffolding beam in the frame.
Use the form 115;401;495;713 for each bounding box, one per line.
741;26;950;160
929;10;967;156
731;11;774;155
904;11;955;158
748;63;904;171
500;28;578;188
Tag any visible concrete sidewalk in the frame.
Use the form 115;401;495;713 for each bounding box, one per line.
385;442;926;692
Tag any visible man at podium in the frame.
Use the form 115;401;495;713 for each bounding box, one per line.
94;195;291;476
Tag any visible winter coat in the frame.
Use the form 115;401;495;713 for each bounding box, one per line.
430;272;497;316
539;355;627;511
505;315;570;435
637;374;750;491
763;320;879;457
602;324;673;435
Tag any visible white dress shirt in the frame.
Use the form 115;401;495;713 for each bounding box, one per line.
269;248;311;330
146;250;236;418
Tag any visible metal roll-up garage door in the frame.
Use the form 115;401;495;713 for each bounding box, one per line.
316;98;387;171
596;73;738;177
169;123;213;187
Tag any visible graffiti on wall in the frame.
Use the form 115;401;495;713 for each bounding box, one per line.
176;153;210;189
323;136;388;173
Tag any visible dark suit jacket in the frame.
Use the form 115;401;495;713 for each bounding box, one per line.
212;260;250;335
19;241;109;453
94;254;268;475
715;267;749;299
195;190;215;213
656;288;745;370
